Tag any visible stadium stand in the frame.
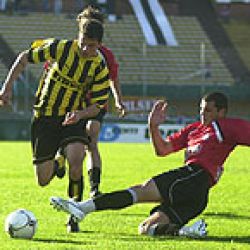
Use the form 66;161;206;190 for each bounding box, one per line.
0;13;77;84
222;19;250;72
178;0;250;84
105;14;233;86
0;9;233;86
0;62;8;83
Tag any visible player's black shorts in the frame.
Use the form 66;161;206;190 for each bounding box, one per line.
89;108;106;123
151;164;210;227
31;116;89;164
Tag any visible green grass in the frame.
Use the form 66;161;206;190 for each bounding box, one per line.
0;142;249;249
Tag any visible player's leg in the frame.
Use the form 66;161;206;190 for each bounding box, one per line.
50;178;163;220
35;160;56;186
65;142;86;233
66;142;86;202
62;120;89;203
137;210;207;237
86;118;102;198
138;210;179;236
81;178;163;212
141;165;210;237
31;117;61;186
61;120;89;233
138;171;182;236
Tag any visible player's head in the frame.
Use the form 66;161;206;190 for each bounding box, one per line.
77;5;104;24
200;92;228;125
77;18;103;57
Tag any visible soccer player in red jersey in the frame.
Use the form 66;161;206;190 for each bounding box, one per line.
78;6;126;199
51;92;250;236
84;43;125;198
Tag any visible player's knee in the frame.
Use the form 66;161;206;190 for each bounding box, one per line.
35;163;53;186
67;151;85;169
37;176;50;187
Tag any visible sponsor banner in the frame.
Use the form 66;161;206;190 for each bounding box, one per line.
121;96;165;114
99;123;184;142
108;96;165;116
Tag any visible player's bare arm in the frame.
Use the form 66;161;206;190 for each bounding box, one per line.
148;100;174;156
63;104;101;125
0;51;29;106
110;79;126;117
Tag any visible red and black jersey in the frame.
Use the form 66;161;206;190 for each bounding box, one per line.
85;45;118;110
168;118;250;186
99;45;118;81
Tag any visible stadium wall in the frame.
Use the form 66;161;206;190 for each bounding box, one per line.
0;84;249;141
120;84;250;118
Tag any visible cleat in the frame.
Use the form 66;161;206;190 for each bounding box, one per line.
50;196;84;221
90;189;102;198
54;152;66;179
67;215;80;233
178;219;207;238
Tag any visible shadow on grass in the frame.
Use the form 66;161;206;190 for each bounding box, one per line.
33;238;96;246
113;233;250;245
204;212;250;220
33;233;250;245
116;213;148;218
201;235;250;244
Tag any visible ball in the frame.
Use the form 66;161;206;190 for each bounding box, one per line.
4;209;38;239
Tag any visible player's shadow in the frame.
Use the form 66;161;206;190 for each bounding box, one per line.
197;235;250;245
117;213;148;218
115;234;250;245
33;238;96;246
33;232;250;245
204;212;250;220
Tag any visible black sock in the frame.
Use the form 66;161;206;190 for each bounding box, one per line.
88;167;101;191
151;223;180;236
53;147;65;172
68;176;84;201
94;190;134;211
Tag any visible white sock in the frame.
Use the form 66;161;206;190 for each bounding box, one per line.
127;188;138;203
178;225;189;236
78;199;96;214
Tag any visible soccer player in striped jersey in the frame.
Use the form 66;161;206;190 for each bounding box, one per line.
54;5;126;199
50;92;250;237
0;19;110;232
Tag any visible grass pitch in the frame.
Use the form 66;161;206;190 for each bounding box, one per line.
0;142;249;249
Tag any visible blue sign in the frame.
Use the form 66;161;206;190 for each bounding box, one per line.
99;124;121;142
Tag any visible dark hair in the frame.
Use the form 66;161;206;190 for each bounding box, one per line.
77;5;104;24
202;92;228;112
79;19;103;42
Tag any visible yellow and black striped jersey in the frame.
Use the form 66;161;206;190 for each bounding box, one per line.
28;38;110;117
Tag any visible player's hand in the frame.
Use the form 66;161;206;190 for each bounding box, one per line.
62;111;81;126
0;88;12;106
116;102;126;118
148;100;168;126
